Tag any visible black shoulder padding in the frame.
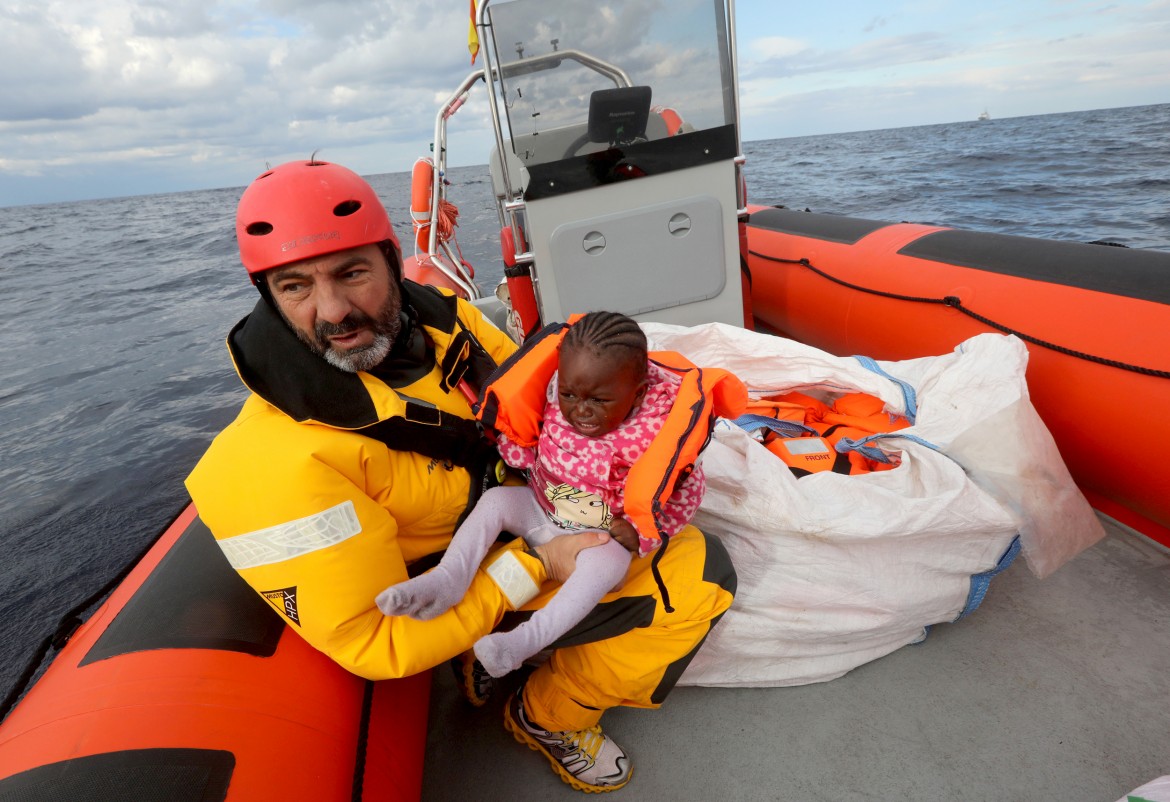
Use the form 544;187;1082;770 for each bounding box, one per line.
403;280;460;327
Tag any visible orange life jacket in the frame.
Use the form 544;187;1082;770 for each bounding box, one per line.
743;390;911;477
476;316;748;546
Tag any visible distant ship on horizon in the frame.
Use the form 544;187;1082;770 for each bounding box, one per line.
978;109;991;121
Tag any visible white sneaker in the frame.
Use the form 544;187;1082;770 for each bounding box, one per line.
504;689;633;793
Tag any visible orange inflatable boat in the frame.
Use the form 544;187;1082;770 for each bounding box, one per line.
743;204;1170;547
0;505;430;800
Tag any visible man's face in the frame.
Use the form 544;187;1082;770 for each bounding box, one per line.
265;243;402;372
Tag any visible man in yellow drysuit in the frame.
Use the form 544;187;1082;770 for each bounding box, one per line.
186;158;736;793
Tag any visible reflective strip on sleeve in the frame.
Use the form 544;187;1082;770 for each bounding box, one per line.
484;549;541;609
218;500;363;570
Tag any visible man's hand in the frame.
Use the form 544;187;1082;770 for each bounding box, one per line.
534;530;611;584
608;518;639;553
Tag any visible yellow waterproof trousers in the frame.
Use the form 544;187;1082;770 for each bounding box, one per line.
507;524;736;731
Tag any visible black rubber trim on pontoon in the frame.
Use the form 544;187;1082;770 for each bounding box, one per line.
899;228;1170;306
523;124;739;201
747;207;889;245
80;516;283;666
0;748;234;802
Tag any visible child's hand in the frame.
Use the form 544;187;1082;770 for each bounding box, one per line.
608;518;640;553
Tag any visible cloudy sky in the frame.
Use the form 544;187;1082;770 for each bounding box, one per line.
2;0;1167;207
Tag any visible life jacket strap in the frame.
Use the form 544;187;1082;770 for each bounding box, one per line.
439;326;500;396
359;406;496;471
650;536;674;614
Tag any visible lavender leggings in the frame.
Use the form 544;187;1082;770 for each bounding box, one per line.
375;485;632;678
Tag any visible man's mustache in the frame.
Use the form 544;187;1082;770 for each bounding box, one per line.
316;313;373;340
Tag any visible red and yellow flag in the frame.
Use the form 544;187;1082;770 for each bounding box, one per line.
468;0;480;64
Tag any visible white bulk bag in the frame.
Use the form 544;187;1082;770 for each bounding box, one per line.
640;323;1103;688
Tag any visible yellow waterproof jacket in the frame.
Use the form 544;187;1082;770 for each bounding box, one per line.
186;283;524;679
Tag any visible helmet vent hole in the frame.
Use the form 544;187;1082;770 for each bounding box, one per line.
246;222;274;236
333;200;362;217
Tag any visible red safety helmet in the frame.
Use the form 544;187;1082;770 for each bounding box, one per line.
235;159;401;277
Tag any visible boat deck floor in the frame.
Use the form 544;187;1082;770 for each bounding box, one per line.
421;517;1169;801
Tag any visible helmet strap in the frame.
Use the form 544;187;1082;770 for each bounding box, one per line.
253;273;277;307
378;240;405;284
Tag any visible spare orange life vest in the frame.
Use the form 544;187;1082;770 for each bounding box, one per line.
476;316;748;546
743;390;911;477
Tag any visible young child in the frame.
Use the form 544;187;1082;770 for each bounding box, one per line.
375;311;706;678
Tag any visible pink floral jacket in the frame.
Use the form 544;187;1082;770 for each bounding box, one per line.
496;362;705;556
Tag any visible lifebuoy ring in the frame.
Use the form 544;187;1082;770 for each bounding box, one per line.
410;157;434;253
651;105;685;136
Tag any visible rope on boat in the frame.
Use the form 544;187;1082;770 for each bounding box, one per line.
749;251;1170;380
0;504;182;726
431;198;461;245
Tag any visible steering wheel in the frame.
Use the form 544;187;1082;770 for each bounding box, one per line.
563;131;600;159
562;133;646;160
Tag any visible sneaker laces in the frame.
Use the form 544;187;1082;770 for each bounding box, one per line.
567;725;606;762
518;697;603;763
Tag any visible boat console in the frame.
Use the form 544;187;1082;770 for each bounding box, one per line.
426;0;748;335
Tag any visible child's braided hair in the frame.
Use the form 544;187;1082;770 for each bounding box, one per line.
561;311;648;379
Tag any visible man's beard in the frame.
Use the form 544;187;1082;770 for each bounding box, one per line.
290;295;403;373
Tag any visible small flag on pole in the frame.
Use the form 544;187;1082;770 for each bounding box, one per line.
468;0;480;64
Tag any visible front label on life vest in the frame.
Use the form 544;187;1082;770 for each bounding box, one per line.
263;586;301;626
779;438;832;455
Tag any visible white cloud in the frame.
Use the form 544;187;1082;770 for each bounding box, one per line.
0;0;1167;206
0;0;495;204
736;0;1170;141
750;36;808;60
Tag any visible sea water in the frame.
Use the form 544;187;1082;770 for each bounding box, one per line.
1;103;1168;696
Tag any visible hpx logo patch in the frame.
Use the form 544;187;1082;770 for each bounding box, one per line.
262;586;301;626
